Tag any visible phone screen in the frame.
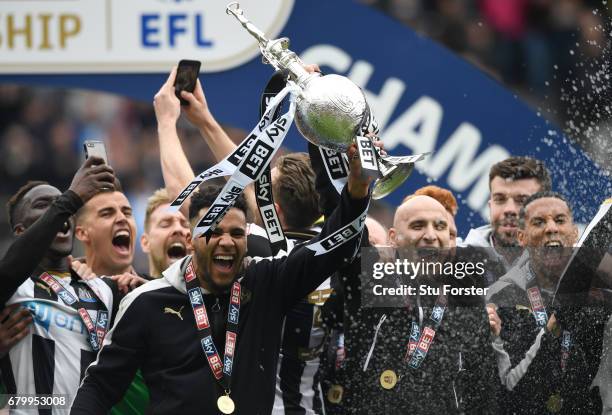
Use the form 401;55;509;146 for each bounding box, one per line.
175;60;201;105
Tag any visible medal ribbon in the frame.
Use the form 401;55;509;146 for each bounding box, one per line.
183;260;240;391
525;271;572;371
38;272;108;351
405;294;447;369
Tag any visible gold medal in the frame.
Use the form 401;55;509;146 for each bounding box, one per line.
380;369;397;390
327;384;344;404
546;393;563;413
217;394;235;414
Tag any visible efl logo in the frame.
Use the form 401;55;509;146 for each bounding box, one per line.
239;140;274;180
188;288;203;306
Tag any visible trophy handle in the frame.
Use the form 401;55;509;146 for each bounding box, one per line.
226;2;315;85
226;2;270;45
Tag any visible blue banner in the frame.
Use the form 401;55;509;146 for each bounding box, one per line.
1;0;609;232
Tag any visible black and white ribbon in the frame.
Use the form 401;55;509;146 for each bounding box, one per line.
255;71;289;255
192;85;299;237
169;84;294;212
306;205;369;256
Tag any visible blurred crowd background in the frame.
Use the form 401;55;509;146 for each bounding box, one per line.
1;0;611;270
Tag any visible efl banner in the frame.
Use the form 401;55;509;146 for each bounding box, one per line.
0;0;293;73
0;0;609;231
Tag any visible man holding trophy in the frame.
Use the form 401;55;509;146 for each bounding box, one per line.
69;2;429;414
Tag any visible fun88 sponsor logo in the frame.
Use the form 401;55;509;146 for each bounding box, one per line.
188;288;203;306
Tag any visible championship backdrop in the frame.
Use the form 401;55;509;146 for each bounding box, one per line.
1;0;609;231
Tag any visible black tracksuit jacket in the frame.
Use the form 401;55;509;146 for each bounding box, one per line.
70;186;368;415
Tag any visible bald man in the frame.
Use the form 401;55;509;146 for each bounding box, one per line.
389;195;450;249
319;195;497;413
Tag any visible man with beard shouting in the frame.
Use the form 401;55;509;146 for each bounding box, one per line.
487;191;605;414
70;142;372;414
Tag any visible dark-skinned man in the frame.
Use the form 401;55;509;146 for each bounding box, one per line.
487;191;608;414
71;142;372;414
0;157;117;415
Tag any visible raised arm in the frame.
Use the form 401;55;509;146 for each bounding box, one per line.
153;67;196;218
0;157;114;304
154;68;260;221
253;144;371;312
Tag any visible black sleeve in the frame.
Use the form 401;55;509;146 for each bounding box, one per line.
254;185;369;313
0;190;82;305
70;294;147;415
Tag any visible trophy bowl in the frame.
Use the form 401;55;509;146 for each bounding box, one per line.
294;74;369;153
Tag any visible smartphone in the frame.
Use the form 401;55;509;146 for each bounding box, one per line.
83;140;108;165
174;59;201;105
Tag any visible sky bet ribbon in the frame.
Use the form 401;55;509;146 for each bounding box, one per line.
182;258;240;411
168;83;294;212
254;71;289;255
305;205;369;256
406;294;447;369
192;85;299;237
38;272;108;351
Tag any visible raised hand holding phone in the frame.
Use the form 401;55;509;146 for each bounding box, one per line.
83;140;108;165
174;59;201;106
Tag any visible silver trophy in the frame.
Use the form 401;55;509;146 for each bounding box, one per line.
226;2;420;198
